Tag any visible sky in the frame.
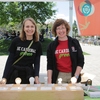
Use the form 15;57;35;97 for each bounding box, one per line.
45;1;77;24
54;1;76;22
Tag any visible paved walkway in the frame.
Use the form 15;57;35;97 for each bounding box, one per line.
80;43;100;85
0;43;100;85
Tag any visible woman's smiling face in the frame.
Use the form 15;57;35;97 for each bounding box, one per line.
24;20;35;37
56;24;67;40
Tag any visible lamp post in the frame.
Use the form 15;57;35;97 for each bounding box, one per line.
69;0;73;37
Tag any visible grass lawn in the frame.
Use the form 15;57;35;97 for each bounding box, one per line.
41;38;52;55
0;38;90;56
83;52;90;55
0;38;52;56
0;39;11;55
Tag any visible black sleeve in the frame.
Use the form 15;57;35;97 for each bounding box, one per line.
47;42;54;70
2;53;15;78
73;39;84;68
34;56;40;77
8;37;17;53
2;38;17;78
34;42;42;77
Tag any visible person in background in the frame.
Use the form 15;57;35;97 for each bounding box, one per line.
39;28;45;42
17;31;20;36
49;29;52;39
11;30;16;39
0;17;42;84
45;26;48;37
47;18;84;84
4;31;9;39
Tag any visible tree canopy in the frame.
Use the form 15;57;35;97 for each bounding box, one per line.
0;2;56;26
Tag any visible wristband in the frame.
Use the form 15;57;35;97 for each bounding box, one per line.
74;75;79;79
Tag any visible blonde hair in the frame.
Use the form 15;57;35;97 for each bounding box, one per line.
19;17;39;42
52;18;70;37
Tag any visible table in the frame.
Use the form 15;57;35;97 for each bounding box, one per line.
0;84;84;100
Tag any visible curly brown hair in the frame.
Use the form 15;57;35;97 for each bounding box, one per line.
52;18;70;37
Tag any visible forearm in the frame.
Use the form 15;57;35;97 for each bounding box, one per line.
47;70;52;84
34;76;39;84
74;66;82;78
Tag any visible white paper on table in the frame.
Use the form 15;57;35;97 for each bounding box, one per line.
47;84;54;87
75;83;84;87
55;86;66;91
10;87;22;90
70;86;82;90
33;84;41;87
25;87;37;90
6;84;13;87
62;84;68;87
40;87;52;90
0;87;8;90
76;87;82;90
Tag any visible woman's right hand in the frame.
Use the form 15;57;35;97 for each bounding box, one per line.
0;78;7;84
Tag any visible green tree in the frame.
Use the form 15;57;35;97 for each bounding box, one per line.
0;2;56;26
0;2;9;25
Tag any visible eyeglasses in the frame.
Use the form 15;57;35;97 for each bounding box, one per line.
56;27;66;31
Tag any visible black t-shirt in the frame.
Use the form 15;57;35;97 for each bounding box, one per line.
9;37;42;66
3;37;42;79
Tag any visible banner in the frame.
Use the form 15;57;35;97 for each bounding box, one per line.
74;0;100;36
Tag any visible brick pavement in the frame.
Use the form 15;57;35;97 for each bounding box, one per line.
0;43;100;85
